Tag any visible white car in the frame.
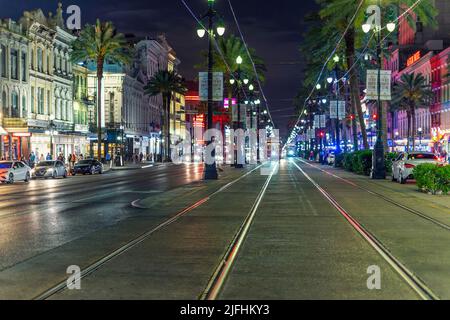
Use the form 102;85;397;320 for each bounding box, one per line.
32;160;68;179
392;152;441;184
0;161;32;184
327;153;336;165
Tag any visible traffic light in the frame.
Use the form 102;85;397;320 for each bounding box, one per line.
350;114;355;120
372;114;378;121
319;131;325;138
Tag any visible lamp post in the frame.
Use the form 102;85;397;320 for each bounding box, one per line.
418;127;423;150
197;0;225;179
332;54;341;156
229;55;248;168
362;3;396;179
45;116;58;160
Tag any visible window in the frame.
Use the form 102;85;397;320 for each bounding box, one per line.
11;91;19;118
37;48;43;72
10;49;18;80
22;95;27;118
21;52;26;81
31;87;35;113
2;90;7;116
47;90;51;114
38;88;44;114
0;45;6;77
31;48;34;70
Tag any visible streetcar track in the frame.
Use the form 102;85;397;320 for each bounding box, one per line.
32;165;263;300
200;162;279;300
292;160;439;300
297;159;450;232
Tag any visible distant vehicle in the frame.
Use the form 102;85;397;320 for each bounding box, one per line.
327;153;336;165
392;152;442;184
0;161;31;184
72;159;104;175
32;160;68;179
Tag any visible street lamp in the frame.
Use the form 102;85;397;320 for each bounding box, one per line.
418;127;423;150
197;0;226;180
45;116;58;160
362;3;396;179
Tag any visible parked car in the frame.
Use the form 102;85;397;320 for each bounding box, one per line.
0;161;31;184
72;159;104;175
32;160;68;179
326;153;336;165
391;152;442;184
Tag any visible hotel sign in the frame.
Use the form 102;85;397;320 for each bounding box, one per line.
407;51;421;67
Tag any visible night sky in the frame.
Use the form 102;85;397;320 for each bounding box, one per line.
2;0;318;138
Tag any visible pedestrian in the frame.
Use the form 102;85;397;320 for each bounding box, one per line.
29;152;36;168
139;152;143;163
46;153;51;161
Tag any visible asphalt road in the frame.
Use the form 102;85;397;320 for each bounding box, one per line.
0;159;448;299
0;163;205;272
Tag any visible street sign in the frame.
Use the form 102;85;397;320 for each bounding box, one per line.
199;72;224;102
330;101;346;120
366;69;392;101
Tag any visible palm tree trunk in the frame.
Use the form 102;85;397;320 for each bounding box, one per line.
351;94;358;151
411;107;416;151
97;61;104;161
345;28;369;150
406;110;412;153
166;95;172;162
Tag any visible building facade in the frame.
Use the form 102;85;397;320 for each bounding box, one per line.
1;4;90;161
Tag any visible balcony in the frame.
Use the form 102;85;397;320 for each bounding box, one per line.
2;118;27;129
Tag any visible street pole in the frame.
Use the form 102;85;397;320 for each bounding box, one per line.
372;27;386;179
334;66;341;155
256;103;260;163
203;1;219;180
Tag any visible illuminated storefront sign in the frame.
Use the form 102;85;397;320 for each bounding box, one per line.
407;51;421;67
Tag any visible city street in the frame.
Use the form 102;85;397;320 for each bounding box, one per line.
0;159;449;300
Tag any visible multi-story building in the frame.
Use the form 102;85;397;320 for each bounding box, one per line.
86;34;184;161
72;63;91;156
385;0;450;153
0;4;88;161
0;18;29;160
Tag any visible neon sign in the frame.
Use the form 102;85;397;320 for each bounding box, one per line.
407;51;421;67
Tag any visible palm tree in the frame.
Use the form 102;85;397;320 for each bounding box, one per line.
71;19;131;160
319;0;437;150
144;70;187;161
392;73;433;152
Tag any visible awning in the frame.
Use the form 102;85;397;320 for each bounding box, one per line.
0;126;7;135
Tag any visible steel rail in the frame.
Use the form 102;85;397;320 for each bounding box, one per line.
201;162;279;300
292;160;439;300
33;165;263;300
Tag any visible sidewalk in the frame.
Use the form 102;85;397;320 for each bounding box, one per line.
303;160;450;222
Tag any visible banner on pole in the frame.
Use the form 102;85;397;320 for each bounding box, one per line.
366;69;391;101
199;72;224;102
330;101;346;120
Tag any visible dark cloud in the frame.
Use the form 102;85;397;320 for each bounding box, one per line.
1;0;318;137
